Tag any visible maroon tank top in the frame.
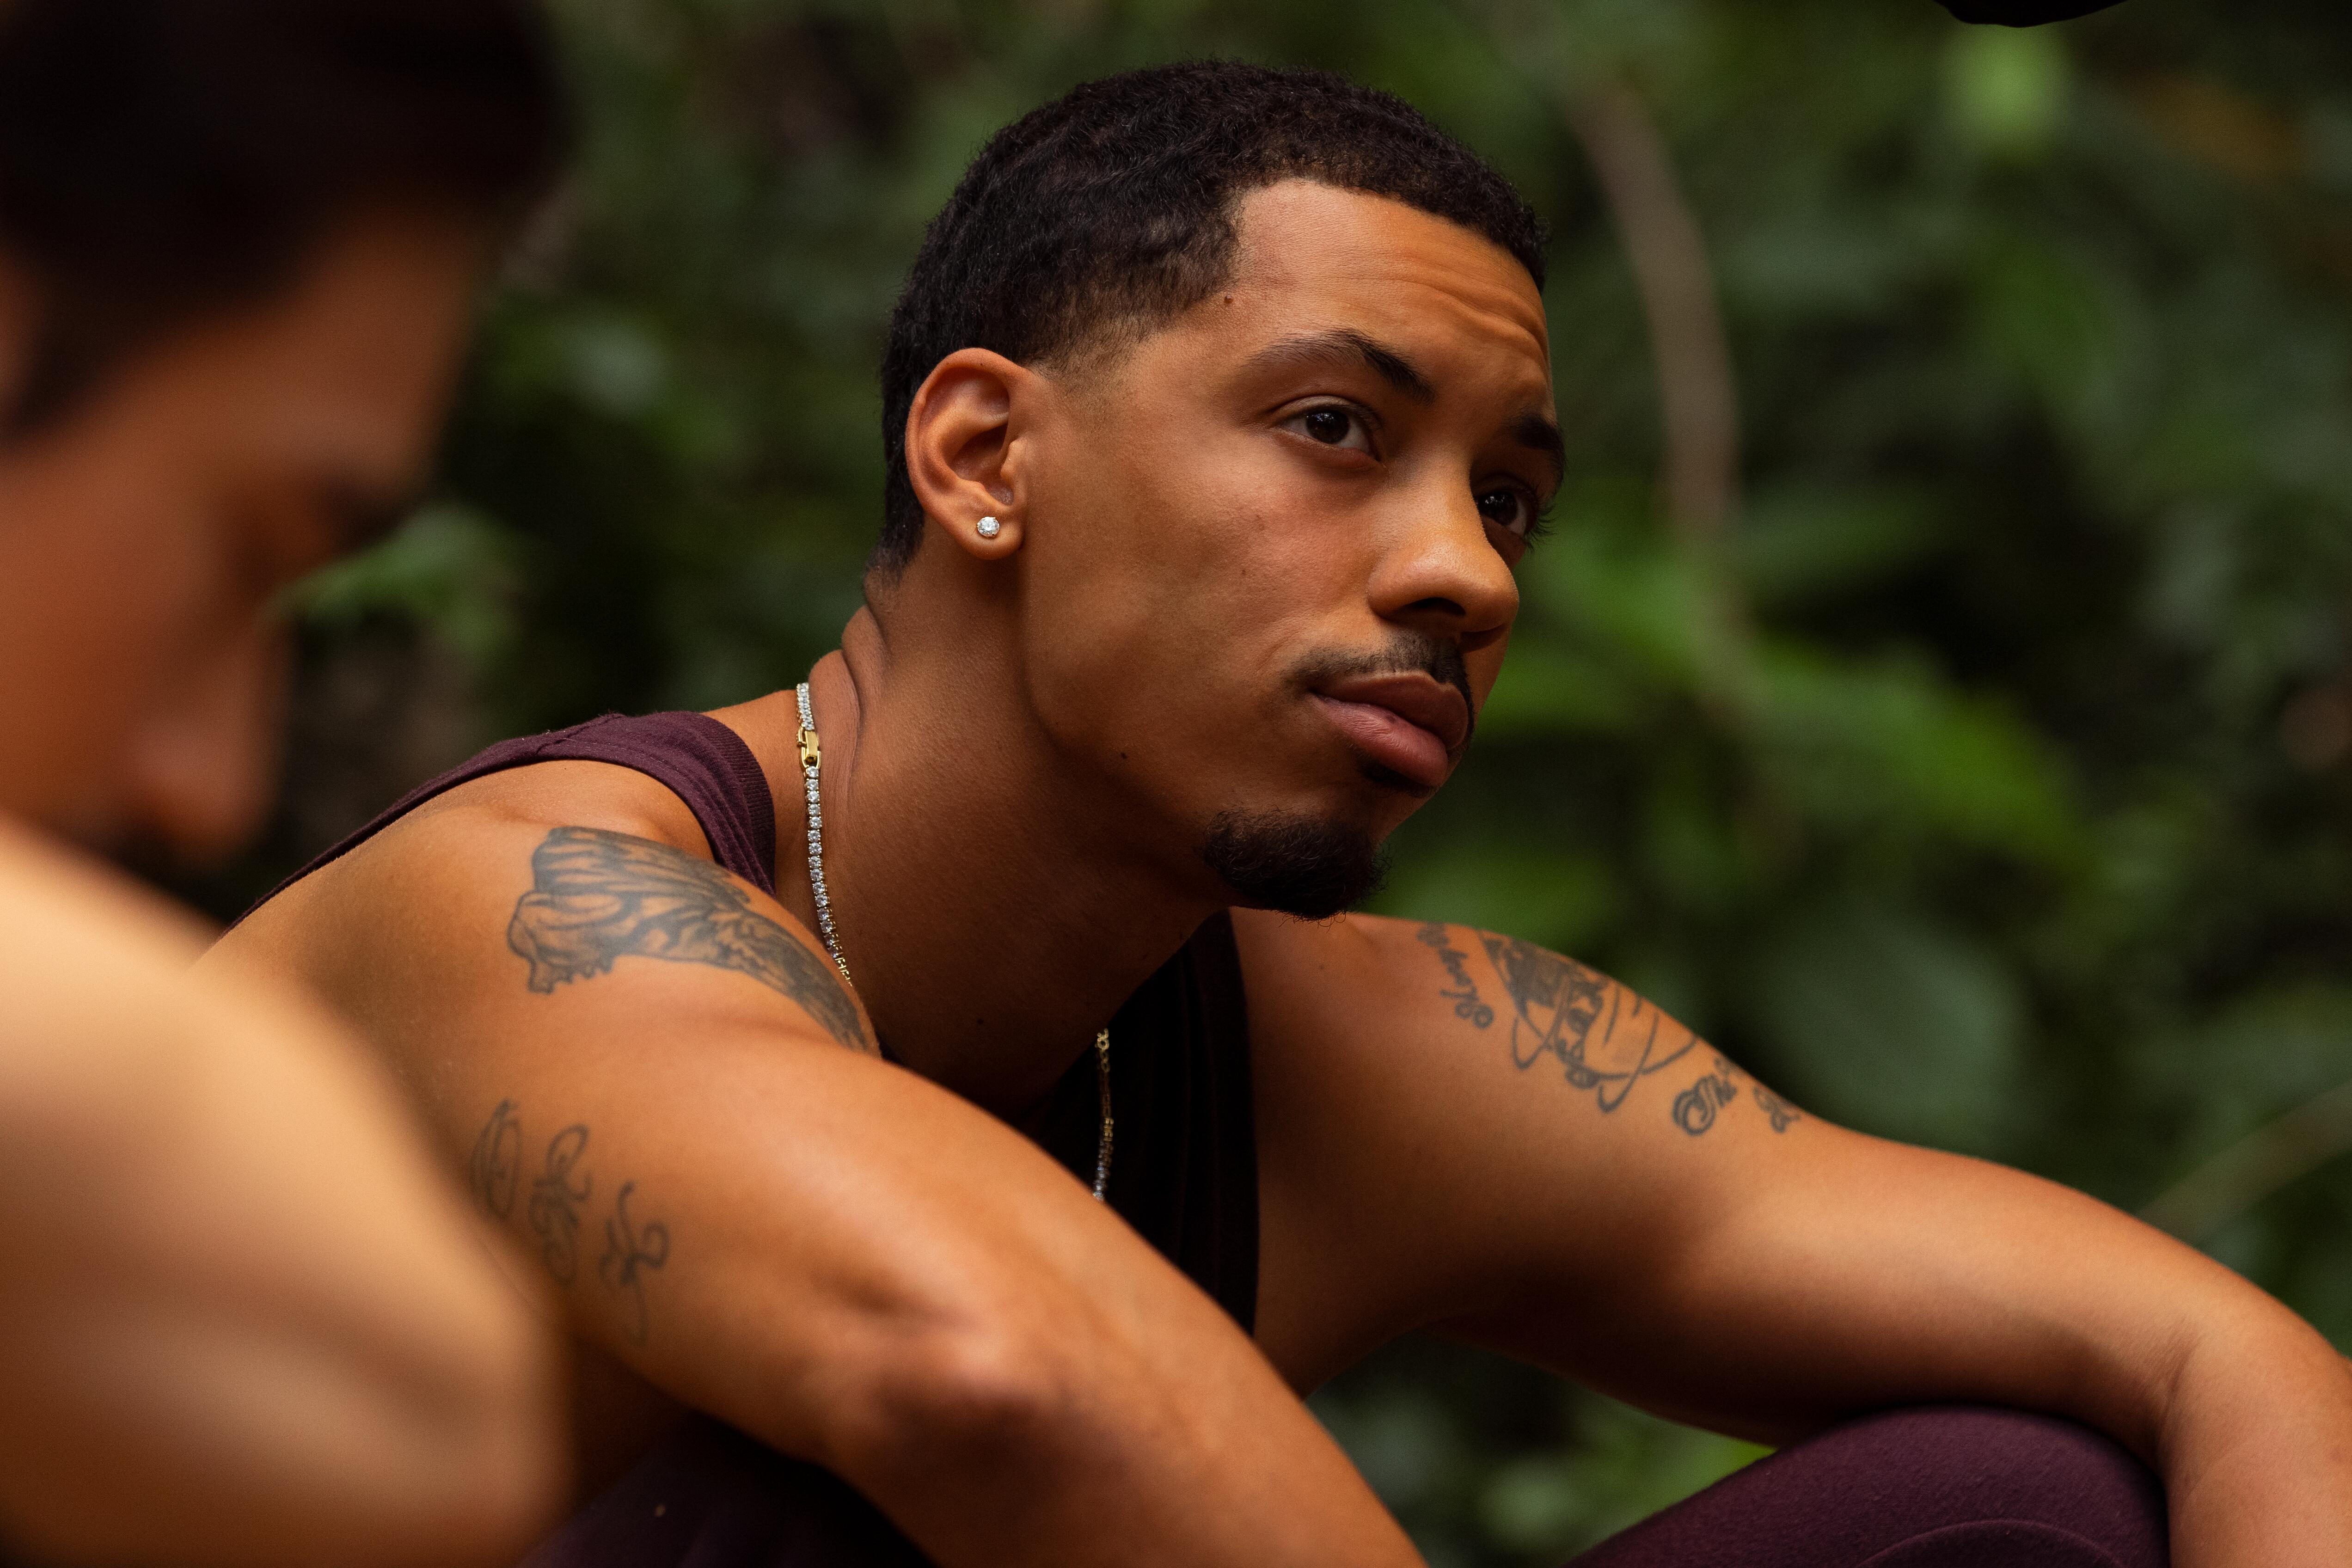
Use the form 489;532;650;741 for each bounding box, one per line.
263;710;1260;1568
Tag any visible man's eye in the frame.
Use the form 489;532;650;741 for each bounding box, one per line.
1477;486;1536;537
1283;405;1373;453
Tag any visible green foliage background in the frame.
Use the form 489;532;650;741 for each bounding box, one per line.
220;0;2352;1561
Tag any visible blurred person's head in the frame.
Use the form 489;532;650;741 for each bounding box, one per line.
873;62;1554;917
0;0;566;857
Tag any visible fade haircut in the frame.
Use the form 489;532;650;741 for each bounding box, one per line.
0;0;569;436
874;60;1545;573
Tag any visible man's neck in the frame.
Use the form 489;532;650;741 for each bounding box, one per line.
720;607;1223;1116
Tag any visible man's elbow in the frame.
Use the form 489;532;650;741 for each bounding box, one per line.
814;1287;1139;1501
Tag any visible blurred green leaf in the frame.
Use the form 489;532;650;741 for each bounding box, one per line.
288;504;521;668
1749;898;2025;1153
1942;24;2070;158
1733;486;1944;606
1751;646;2080;863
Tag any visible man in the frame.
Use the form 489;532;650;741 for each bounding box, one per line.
219;62;2348;1568
0;0;571;1560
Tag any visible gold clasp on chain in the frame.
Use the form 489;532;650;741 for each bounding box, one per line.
796;725;821;772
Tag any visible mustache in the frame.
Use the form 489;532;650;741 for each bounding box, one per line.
1292;633;1477;751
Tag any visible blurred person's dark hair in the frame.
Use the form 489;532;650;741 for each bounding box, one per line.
874;60;1545;574
0;0;569;437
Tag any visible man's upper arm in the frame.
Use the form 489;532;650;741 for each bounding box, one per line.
1246;909;2287;1454
1243;910;1812;1395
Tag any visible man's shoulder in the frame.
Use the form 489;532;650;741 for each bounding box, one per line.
1228;908;1495;1092
214;753;753;1008
0;822;281;1146
1230;907;1488;1011
253;756;720;926
215;753;870;1058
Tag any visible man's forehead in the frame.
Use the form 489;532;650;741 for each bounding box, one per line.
1221;179;1552;374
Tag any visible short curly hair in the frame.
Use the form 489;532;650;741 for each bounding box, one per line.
874;60;1545;573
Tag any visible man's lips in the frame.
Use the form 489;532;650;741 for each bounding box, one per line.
1311;674;1471;790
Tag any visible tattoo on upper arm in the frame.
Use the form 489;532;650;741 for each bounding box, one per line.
1416;924;1495;1027
469;1097;523;1219
1753;1084;1801;1133
1673;1057;1739;1134
1477;931;1696;1111
1417;926;1802;1136
470;1100;675;1345
506;825;870;1054
528;1125;593;1285
600;1182;671;1347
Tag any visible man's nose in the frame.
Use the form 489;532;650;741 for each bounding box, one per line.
1367;482;1519;650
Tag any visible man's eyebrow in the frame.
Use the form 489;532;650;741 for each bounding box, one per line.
1242;327;1435;403
1509;410;1567;495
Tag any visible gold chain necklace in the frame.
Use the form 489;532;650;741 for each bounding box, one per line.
794;682;1113;1202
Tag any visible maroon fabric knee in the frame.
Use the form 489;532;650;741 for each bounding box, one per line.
522;1405;2164;1568
516;1417;925;1568
1565;1407;2167;1568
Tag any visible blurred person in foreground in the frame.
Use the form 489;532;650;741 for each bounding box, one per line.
218;55;2335;1568
0;0;573;1561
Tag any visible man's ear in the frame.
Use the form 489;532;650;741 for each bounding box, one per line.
903;347;1037;560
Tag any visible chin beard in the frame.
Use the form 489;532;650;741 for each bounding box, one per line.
1200;809;1388;919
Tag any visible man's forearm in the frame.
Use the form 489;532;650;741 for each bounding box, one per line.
2157;1302;2352;1568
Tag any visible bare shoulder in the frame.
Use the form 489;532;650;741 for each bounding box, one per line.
219;756;870;1063
0;819;474;1267
0;822;227;1140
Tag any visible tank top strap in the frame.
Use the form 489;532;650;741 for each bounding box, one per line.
241;710;778;919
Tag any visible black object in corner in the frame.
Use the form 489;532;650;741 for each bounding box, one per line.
1938;0;2123;22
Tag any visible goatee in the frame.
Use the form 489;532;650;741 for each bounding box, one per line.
1200;809;1388;919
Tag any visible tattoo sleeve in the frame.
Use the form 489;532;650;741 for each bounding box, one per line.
506;825;870;1053
1421;926;1802;1135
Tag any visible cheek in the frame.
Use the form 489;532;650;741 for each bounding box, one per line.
52;465;260;747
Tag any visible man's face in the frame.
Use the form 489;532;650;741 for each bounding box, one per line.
0;212;482;858
1017;180;1556;912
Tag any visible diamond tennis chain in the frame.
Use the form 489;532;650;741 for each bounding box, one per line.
795;681;1113;1202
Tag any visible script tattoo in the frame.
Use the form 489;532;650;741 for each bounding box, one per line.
472;1102;678;1342
468;1098;524;1219
1481;934;1697;1111
506;826;869;1053
1673;1057;1740;1135
1417;923;1495;1027
599;1182;672;1346
1753;1083;1802;1133
528;1125;594;1285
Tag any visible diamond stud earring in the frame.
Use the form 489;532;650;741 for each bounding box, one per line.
976;515;1002;539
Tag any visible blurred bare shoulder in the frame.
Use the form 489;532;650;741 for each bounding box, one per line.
0;816;564;1567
